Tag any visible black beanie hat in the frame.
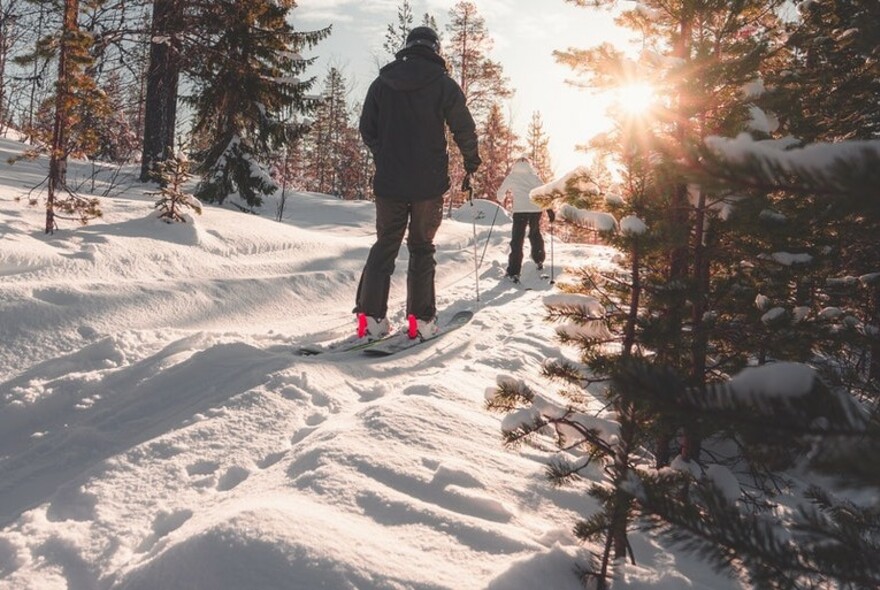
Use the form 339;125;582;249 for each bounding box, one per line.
405;27;440;52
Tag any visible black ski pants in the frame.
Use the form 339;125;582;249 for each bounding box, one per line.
506;212;545;276
355;196;444;321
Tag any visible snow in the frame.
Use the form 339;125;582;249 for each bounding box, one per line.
769;251;813;266
759;209;787;223
704;465;741;503
793;306;811;322
797;0;820;13
818;307;844;320
620;215;647;235
859;272;880;286
529;166;600;201
605;192;626;206
560;205;618;232
741;78;766;99
755;294;771;310
705;132;880;179
542;294;605;318
728;362;816;400
0;138;742;589
746;106;779;134
761;307;787;324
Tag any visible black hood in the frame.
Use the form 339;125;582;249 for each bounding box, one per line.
379;45;447;92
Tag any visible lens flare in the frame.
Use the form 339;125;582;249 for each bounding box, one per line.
616;82;655;116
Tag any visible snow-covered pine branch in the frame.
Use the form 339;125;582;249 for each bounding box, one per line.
700;134;880;205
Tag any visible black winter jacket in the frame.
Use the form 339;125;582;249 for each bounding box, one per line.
359;45;481;201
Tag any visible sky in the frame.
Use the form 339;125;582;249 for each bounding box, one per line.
0;134;743;589
294;0;633;177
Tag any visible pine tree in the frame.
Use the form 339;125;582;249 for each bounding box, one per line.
12;1;52;140
487;0;865;585
444;1;511;122
766;0;880;143
150;152;201;223
188;0;329;208
476;102;519;200
383;0;414;57
525;111;552;181
444;1;512;208
84;71;137;163
39;0;102;233
759;0;880;394
611;358;880;590
420;12;439;34
304;66;355;197
140;0;182;182
0;0;26;128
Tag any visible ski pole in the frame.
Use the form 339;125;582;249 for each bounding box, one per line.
465;174;480;302
477;203;500;268
549;216;555;285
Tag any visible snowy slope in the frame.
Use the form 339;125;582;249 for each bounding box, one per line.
0;137;736;590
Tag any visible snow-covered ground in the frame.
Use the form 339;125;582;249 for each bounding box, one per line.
0;137;736;589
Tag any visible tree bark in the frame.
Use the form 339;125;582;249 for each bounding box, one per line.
140;0;181;182
871;285;880;384
46;0;77;234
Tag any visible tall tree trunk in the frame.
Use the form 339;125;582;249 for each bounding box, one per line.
26;4;47;139
657;10;694;466
140;0;181;182
47;0;77;234
871;285;880;384
0;0;8;128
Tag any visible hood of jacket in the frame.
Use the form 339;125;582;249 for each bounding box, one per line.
508;159;539;177
379;45;447;92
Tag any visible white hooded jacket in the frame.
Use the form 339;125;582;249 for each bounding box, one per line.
496;158;543;214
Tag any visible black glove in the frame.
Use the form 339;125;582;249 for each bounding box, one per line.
461;174;472;192
547;208;556;223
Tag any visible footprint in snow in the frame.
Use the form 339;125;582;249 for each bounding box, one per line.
290;425;318;446
349;380;386;402
186;460;219;488
257;451;286;469
305;412;326;426
216;465;250;492
45;484;98;523
136;508;193;553
186;460;219;476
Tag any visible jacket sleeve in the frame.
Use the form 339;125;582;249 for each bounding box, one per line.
359;78;381;157
496;173;514;201
443;78;481;173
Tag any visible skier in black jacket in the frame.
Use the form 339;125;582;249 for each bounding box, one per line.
355;26;481;342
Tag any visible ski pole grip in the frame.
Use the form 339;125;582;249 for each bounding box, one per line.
461;174;474;204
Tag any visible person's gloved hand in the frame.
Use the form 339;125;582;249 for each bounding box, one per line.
547;208;556;223
461;174;472;192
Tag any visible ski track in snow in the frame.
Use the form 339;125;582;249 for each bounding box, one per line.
0;138;737;590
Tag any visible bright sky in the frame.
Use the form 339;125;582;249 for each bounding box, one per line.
294;0;633;178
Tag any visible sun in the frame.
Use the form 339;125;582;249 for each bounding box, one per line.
615;82;656;116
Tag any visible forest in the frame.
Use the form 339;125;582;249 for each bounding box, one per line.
1;0;879;588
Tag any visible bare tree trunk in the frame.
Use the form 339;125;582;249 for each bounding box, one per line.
0;0;8;127
140;0;181;182
0;0;25;130
686;190;711;463
623;244;641;356
47;0;78;234
871;285;880;384
25;3;47;139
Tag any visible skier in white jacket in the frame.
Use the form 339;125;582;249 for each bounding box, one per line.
497;157;553;281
